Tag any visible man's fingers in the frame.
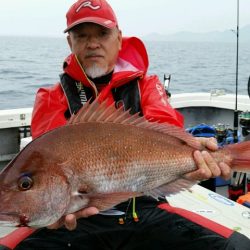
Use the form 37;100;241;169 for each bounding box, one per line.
186;138;232;182
219;162;231;180
185;151;210;180
64;208;99;230
201;151;221;177
75;207;99;219
198;137;218;151
186;150;222;181
184;168;206;181
47;207;99;231
206;138;218;151
65;214;77;231
193;150;213;178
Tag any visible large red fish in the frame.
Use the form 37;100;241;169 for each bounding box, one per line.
0;99;250;228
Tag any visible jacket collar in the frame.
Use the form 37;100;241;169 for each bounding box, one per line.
63;37;149;88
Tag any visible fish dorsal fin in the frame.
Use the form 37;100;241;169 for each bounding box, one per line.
67;97;203;150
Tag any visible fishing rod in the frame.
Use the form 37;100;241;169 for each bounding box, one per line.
231;0;248;196
233;0;240;143
248;75;250;97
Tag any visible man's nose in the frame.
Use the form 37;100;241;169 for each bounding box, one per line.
86;36;100;49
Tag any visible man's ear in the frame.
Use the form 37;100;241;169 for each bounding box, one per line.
118;30;122;50
67;35;73;51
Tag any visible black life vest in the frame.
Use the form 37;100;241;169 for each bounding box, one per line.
60;73;142;119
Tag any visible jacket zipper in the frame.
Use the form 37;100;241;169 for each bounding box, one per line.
75;55;98;98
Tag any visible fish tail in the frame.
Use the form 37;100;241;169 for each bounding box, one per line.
225;141;250;172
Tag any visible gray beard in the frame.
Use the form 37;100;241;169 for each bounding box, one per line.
85;64;108;79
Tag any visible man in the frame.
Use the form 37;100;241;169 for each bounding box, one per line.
15;0;250;249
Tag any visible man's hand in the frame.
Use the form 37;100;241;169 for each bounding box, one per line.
185;137;231;181
47;207;99;231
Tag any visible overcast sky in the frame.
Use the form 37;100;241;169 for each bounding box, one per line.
0;0;250;37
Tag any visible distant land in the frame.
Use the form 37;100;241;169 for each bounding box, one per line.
142;24;250;42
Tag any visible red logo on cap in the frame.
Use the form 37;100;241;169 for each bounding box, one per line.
76;1;101;12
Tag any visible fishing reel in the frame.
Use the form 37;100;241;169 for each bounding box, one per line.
214;123;230;144
239;111;250;137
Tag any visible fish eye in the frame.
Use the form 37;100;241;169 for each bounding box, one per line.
18;176;33;191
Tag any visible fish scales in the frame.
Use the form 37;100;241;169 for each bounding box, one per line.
25;122;195;194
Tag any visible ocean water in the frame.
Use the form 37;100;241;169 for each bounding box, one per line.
0;36;250;110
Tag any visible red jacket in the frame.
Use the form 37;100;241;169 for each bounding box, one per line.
31;37;183;139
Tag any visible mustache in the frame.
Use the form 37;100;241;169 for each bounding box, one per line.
85;52;104;58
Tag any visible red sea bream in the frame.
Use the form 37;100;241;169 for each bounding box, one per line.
0;98;250;228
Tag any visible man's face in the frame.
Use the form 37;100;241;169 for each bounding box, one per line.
67;23;122;78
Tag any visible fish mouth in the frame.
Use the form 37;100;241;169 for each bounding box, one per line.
0;212;29;227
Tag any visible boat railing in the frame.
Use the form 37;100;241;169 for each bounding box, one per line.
0;108;32;170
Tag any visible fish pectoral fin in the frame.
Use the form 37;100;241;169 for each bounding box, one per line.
146;178;197;199
65;192;90;214
58;161;75;182
66;192;132;214
88;192;142;211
